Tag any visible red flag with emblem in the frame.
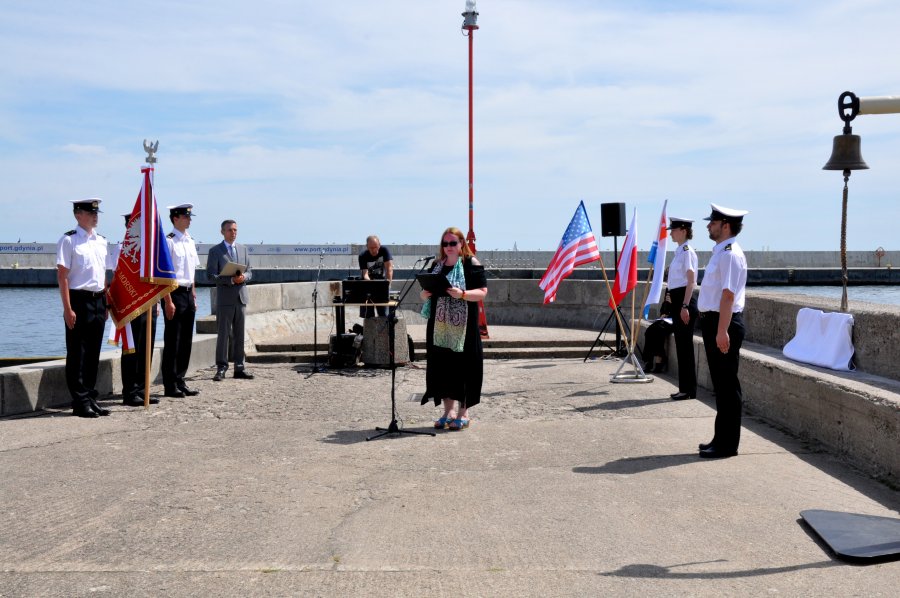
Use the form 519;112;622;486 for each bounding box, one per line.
107;164;177;327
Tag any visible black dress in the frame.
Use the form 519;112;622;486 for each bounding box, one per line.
422;258;487;408
642;300;674;368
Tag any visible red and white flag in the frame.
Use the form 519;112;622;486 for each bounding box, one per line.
608;207;638;308
108;321;135;354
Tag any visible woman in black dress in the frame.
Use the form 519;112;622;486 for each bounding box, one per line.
419;227;488;430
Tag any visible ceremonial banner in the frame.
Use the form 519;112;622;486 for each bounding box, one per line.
608;208;637;308
643;200;668;318
539;201;601;304
108;321;135;354
107;164;177;327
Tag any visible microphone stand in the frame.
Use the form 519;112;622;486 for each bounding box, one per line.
367;257;436;441
306;251;327;378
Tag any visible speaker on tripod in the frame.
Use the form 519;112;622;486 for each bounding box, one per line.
587;202;629;358
600;202;626;237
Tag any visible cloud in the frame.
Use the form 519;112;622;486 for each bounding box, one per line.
58;144;108;156
1;1;899;250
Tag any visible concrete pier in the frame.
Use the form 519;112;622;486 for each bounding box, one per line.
2;277;900;595
2;345;899;596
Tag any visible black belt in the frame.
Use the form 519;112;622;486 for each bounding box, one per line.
700;311;742;319
70;289;106;298
175;285;193;292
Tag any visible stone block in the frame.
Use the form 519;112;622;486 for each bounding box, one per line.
362;317;409;365
246;284;283;315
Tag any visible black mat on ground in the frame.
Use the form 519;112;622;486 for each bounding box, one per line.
801;509;900;563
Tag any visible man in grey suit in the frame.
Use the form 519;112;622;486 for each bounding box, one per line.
206;219;254;381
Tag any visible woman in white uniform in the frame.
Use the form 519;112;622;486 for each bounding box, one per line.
666;218;698;400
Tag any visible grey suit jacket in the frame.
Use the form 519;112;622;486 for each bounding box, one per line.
206;241;252;307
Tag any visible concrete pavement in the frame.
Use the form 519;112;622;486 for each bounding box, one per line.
1;326;898;597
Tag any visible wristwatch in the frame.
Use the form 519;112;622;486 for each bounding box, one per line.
682;304;689;309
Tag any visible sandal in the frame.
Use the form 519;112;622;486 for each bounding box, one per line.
434;416;452;429
448;418;469;431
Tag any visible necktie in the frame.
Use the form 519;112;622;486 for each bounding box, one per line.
228;244;236;261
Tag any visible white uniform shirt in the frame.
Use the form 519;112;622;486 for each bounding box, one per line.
56;225;114;292
698;237;747;313
667;243;697;290
166;229;200;286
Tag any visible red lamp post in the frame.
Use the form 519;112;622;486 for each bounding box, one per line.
461;1;489;338
462;0;479;254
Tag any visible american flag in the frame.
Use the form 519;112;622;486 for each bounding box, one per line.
539;201;600;304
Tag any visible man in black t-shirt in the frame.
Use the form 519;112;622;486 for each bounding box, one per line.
358;235;393;317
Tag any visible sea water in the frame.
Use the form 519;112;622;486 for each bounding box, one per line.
1;285;897;357
1;287;211;358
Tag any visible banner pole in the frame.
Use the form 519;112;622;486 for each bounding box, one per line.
630;281;636;353
596;253;631;348
634;266;655;353
144;310;152;409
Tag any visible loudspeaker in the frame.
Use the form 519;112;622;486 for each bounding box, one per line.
329;333;359;368
600;202;626;237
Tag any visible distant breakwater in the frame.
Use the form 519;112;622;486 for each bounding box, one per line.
2;266;899;287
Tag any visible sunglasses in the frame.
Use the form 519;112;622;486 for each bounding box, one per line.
441;240;460;247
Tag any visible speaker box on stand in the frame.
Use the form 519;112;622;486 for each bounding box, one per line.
587;202;629;359
600;202;626;237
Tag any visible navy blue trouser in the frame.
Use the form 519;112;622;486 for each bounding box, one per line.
700;311;745;452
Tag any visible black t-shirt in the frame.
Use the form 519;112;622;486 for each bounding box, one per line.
358;246;393;280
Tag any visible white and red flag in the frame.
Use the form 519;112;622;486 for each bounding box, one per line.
608;207;638;308
539;201;601;304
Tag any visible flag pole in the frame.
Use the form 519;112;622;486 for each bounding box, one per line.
634;265;656;353
630;279;636;353
596;254;631;349
142;140;159;410
144;312;152;409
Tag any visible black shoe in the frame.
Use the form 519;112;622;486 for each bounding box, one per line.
213;368;226;382
123;395;160;406
699;447;738;459
164;388;186;398
670;392;695;401
73;403;99;418
233;370;254;380
88;398;111;416
698;441;714;451
653;361;668;373
178;385;200;396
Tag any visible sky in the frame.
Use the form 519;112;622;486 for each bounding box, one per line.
1;0;899;252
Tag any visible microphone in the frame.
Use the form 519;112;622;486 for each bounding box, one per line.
422;255;436;262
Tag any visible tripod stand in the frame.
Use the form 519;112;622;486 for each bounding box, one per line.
305;252;327;378
584;233;628;361
367;257;436;441
584;305;630;361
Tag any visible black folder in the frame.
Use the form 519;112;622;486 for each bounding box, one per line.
342;279;390;304
416;273;451;297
